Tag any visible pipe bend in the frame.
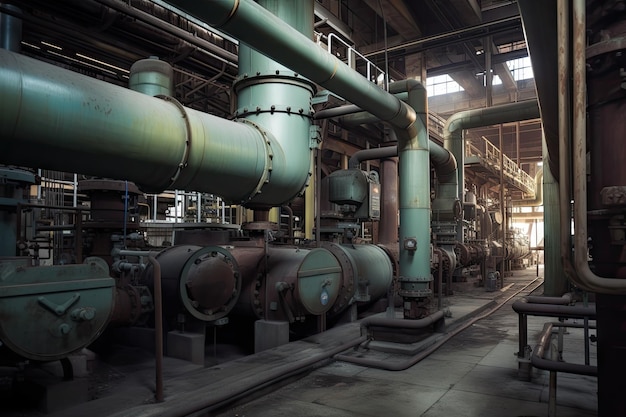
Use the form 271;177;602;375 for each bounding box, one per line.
360;310;445;332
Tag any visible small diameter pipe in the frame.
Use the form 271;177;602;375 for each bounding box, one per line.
524;292;573;305
532;322;597;376
512;298;596;319
335;276;543;371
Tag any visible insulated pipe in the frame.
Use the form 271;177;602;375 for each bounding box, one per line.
0;48;284;204
165;1;432;315
443;100;541;240
571;0;626;293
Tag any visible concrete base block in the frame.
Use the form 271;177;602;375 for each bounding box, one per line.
36;377;89;414
254;320;289;353
167;331;205;365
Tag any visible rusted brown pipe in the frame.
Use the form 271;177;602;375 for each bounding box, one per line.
148;254;164;403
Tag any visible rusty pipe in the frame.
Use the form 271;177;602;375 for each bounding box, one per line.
570;0;626;293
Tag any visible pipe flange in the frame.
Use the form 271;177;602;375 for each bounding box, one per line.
154;95;192;189
234;103;314;119
235;118;274;204
320;242;356;316
179;246;241;322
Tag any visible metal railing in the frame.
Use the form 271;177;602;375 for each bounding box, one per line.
466;136;535;193
319;32;387;88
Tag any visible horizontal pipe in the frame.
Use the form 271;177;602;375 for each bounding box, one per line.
524;293;573;305
361;309;445;333
0;49;291;204
336;275;543;371
532;323;597;376
111;333;368;417
348;146;398;169
512;298;596;319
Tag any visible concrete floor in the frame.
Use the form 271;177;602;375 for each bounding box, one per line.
1;267;598;417
213;270;598;417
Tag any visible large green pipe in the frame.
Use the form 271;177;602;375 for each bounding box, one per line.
0;48;276;203
443;100;541;241
234;0;316;207
166;1;433;312
542;139;566;296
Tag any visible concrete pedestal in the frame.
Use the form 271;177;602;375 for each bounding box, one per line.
254;320;289;353
167;331;205;365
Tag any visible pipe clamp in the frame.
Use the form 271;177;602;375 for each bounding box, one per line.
155;95;192;189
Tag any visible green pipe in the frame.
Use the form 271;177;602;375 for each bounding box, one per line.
166;1;433;313
234;0;316;207
542;138;566;296
0;48;276;203
443;99;540;241
129;57;174;97
167;0;415;136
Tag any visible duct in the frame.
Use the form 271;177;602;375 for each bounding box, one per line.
164;0;434;315
0;48;317;206
570;0;626;294
512;169;543;206
443;100;541;241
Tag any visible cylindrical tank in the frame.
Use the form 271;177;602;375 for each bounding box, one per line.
143;245;241;327
322;242;393;317
0;257;115;361
255;247;342;322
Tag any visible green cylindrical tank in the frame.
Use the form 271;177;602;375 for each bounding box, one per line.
0;257;114;361
322;243;394;317
257;247;342;321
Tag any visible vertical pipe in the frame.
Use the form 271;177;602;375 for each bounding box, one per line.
499;124;505;277
485;37;493;107
148;255;164;403
0;4;21;52
543;135;566;295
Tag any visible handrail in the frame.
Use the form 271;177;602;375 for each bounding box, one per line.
326;33;387;87
465;136;536;193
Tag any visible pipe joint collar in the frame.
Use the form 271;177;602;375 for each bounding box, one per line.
234;118;275;204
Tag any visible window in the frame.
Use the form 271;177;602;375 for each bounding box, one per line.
507;56;534;81
426;74;464;97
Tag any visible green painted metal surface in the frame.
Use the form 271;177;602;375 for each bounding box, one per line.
129;57;174;97
296;248;342;315
327;169;369;206
0;258;115;361
337;244;393;303
542;138;567;296
233;0;316;207
0;48;275;203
